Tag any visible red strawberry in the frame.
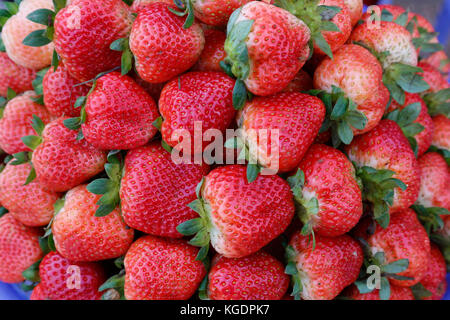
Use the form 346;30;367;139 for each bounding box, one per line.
286;231;363;300
131;0;173;12
223;1;310;97
423;50;450;74
431;115;450;152
287;144;363;237
345;119;420;226
191;0;253;26
236;92;325;174
344;284;414;300
43;63;90;117
32;118;107;192
417;152;449;211
283;70;313;93
419;61;449;93
159;71;235;155
314;44;387;142
0;162;59;227
354;208;431;287
343;0;362;26
419;244;447;300
0;213;42;283
52;184;134;262
129;2;205;83
0;52;36;97
206;251;289;300
386;92;434;157
36;251;106;300
30;283;47;300
54;0;133;82
79;72;159;150
120;141;209;238
124;235;206;300
177;165;295;258
0;92;53;155
193;29;226;72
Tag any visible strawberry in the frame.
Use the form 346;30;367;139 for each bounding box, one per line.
344;284;414;300
416;152;449;211
158;71;235;155
234;92;325;177
0;213;43;283
177;165;295;259
287;144;363;237
345;119;420;227
131;0;173;11
285;231;363;300
124;235;206;300
193;29;226;73
222;1;311;100
283;70;313;92
66;72;160;151
129;2;204;83
42;63;90;117
342;0;362;26
36;251;106;300
54;0;133;82
385;92;434;157
114;142;210;237
190;0;253;27
52;184;134;262
0;91;52;155
313;44;387;145
419;61;449;93
431;115;450;156
418;244;447;300
354;208;431;288
0;52;36;97
0;162;59;227
31;118;107;192
423;50;450;74
206;251;289;300
1;0;54;70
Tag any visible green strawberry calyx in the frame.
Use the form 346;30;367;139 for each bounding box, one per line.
411;204;450;235
151;116;174;153
284;244;303;300
168;0;195;29
86;150;123;217
384;102;424;156
224;136;263;183
31;68;50;105
422;87;450;118
354;165;407;228
355;237;412;300
0;87;17;118
287;169;318;248
307;86;368;148
99;265;126;300
176;177;211;267
110;37;133;76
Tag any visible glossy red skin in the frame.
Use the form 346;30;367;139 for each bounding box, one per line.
82;72;159;150
417;152;450;211
345;284;414;300
345;120;421;214
389;93;434;157
420;244;447;300
193;0;252;26
0;52;35;97
0;214;42;283
131;0;173;12
238;92;325;173
159;71;235;155
289;231;363;300
292;144;363;237
208;252;289;300
130;2;205;83
124;235;206;300
54;0;133;82
432;115;450;151
0;162;60;227
32;118;107;192
202;165;295;258
120;141;209;238
354;209;431;287
0;92;53;154
314;44;386;135
233;1;311;96
30;283;47;300
193;29;226;72
52;185;134;262
314;0;352;56
343;0;363;26
419;61;450;93
43;63;90;117
37;251;106;300
282;70;313;92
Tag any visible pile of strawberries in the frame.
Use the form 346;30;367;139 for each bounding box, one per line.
0;0;449;301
